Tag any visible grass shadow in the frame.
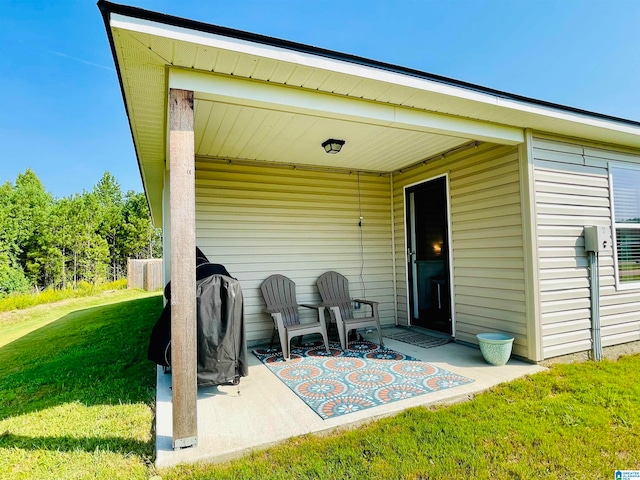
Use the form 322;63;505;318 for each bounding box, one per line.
0;295;163;422
0;432;149;455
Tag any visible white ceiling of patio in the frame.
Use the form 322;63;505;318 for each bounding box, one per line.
106;11;640;218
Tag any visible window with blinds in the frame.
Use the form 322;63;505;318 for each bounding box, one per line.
611;164;640;285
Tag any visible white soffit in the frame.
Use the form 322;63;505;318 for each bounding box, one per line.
193;99;470;172
107;9;640;221
110;13;640;145
170;68;524;142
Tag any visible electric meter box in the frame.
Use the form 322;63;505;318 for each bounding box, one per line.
584;226;611;253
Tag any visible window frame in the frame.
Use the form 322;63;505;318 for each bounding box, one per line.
609;162;640;291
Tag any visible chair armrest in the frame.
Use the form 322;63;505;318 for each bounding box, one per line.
299;303;323;310
317;302;340;308
353;298;379;307
299;304;329;330
261;308;286;335
352;298;379;318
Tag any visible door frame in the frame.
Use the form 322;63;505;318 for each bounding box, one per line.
403;173;456;336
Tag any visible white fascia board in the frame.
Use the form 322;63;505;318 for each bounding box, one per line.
110;14;493;104
495;97;640;138
169;69;524;145
111;13;640;141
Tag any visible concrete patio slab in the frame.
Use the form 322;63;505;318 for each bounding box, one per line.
155;328;546;468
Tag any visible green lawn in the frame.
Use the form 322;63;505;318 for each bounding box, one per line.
164;355;640;480
0;289;162;480
1;292;639;479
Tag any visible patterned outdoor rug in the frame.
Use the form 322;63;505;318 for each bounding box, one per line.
383;330;451;349
253;340;473;420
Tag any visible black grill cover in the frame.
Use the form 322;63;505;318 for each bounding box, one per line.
148;256;247;386
196;273;248;387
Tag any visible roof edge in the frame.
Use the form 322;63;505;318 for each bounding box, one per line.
98;0;162;226
98;0;640;129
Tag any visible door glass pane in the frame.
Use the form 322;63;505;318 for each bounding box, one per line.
407;176;450;333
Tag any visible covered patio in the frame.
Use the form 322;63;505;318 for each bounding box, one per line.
99;0;640;463
154;328;545;467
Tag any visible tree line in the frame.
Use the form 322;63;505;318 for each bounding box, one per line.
0;169;162;296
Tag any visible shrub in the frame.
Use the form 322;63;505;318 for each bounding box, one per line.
0;279;129;313
76;280;94;292
0;263;32;297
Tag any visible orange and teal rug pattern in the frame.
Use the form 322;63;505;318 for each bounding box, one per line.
253;340;474;419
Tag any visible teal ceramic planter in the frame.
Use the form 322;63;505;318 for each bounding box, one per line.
476;333;514;366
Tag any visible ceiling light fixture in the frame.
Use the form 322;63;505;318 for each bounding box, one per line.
321;138;345;154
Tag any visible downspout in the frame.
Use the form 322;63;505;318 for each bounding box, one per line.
587;250;602;361
584;225;609;361
390;173;398;325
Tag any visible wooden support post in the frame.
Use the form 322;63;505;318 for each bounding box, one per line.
169;88;198;449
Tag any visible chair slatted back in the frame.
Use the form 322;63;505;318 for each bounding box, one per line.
260;274;300;327
317;271;354;322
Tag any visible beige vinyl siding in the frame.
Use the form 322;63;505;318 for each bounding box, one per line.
393;144;529;358
532;135;640;359
194;159;394;345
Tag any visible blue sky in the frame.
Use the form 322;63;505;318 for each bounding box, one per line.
1;0;639;198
